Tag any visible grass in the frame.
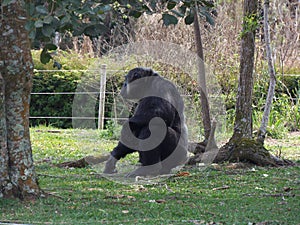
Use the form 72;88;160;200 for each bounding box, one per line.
265;132;300;161
0;127;299;225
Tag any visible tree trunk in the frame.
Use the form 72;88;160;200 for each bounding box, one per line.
193;7;212;142
0;1;40;200
187;6;218;164
204;0;293;167
214;0;258;162
231;0;258;141
257;0;276;144
0;74;11;198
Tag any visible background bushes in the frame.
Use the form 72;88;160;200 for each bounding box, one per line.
30;53;299;139
30;51;90;128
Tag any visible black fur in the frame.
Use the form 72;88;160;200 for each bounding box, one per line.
104;68;188;176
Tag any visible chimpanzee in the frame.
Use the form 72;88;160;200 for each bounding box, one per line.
103;67;188;177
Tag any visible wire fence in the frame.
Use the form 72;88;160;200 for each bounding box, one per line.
30;67;299;130
30;66;203;130
31;66;108;129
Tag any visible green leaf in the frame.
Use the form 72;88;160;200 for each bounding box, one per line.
25;20;37;40
36;5;48;15
182;0;192;7
129;10;142;18
25;20;35;31
60;14;71;26
40;49;52;64
77;5;92;15
162;13;178;26
2;0;16;7
42;24;54;37
184;11;194;25
84;24;109;37
54;7;66;17
149;1;158;11
44;43;57;51
200;8;215;26
201;0;214;8
142;5;152;12
170;9;184;18
98;4;111;14
28;30;36;40
101;0;111;4
43;15;53;24
167;1;177;10
179;5;187;15
51;16;60;28
25;2;35;16
72;24;86;36
69;0;81;8
34;20;44;28
53;61;62;70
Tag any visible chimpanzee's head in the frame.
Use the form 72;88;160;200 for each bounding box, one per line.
120;67;158;99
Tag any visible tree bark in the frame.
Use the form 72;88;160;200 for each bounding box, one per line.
0;1;40;200
0;74;11;198
211;0;293;167
193;7;212;142
187;6;218;165
214;0;259;162
214;137;293;166
231;0;258;141
257;0;276;144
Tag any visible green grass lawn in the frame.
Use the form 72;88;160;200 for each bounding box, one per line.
0;127;299;225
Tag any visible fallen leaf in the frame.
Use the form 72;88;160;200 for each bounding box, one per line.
105;194;125;199
278;201;288;205
127;195;136;201
148;199;166;204
176;171;190;177
283;187;292;192
134;185;147;192
212;185;230;191
155;199;166;204
87;188;103;191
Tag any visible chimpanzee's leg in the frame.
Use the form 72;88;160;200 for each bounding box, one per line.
126;126;162;177
159;127;188;174
125;126;187;177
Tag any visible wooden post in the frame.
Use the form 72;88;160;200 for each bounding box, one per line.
98;64;107;129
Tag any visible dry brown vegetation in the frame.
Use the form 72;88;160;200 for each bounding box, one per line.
132;0;299;77
71;0;299;87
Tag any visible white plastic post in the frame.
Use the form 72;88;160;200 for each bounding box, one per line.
98;64;107;129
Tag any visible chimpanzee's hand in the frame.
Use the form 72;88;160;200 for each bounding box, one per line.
103;155;118;174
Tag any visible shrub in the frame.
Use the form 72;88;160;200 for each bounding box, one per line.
252;70;300;138
30;51;93;128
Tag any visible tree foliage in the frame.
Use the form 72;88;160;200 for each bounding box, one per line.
112;0;216;26
1;0;217;63
23;0;113;62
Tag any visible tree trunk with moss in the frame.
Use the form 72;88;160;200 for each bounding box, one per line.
232;0;257;141
213;0;292;166
0;2;41;200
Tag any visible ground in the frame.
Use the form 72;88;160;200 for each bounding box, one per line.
265;132;300;161
0;127;299;224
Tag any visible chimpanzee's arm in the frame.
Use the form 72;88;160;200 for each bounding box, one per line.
110;141;136;160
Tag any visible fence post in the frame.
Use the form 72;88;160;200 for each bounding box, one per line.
98;64;107;129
